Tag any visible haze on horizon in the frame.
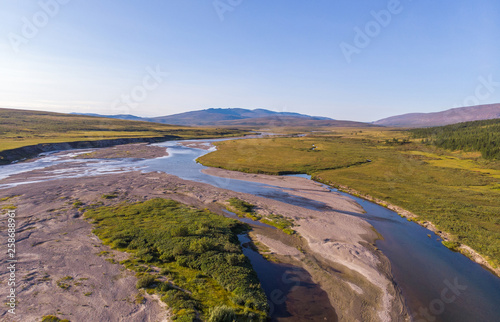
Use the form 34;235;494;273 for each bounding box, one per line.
0;0;499;122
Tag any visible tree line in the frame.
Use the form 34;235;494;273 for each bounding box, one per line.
410;118;500;159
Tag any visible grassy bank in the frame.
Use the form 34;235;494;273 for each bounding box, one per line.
0;108;246;152
198;129;500;269
84;198;268;321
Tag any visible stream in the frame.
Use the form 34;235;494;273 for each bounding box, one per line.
1;138;500;321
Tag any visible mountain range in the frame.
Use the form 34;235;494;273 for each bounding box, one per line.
374;103;500;127
74;108;372;127
73;103;500;128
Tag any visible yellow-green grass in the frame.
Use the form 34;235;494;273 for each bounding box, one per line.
198;133;500;269
0;108;247;152
84;198;268;321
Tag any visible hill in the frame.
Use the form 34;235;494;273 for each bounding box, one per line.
149;108;332;126
374;103;500;127
70;113;146;121
215;115;375;127
74;108;335;127
0;108;246;160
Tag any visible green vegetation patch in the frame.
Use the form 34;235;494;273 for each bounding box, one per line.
228;198;255;214
84;198;268;321
227;198;295;234
198;136;370;175
261;214;295;235
56;276;74;290
101;193;118;199
41;316;70;322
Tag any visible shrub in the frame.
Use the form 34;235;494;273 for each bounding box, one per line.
171;226;189;237
208;305;236;322
442;241;461;252
101;194;118;199
228;198;254;213
72;200;83;208
136;275;156;289
41;316;70;322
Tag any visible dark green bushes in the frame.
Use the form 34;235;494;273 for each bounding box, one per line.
411;118;500;159
228;198;255;213
85;198;268;321
208;306;237;322
136;275;157;289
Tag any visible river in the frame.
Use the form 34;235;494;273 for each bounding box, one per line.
1;138;499;321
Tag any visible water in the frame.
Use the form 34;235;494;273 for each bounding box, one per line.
1;139;500;321
238;234;337;321
287;174;500;321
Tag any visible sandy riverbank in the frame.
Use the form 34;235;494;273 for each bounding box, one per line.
75;143;169;159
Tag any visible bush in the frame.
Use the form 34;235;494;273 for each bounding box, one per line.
171;226;189;237
208;305;236;322
41;316;70;322
136;275;156;289
228;198;254;213
157;282;173;292
442;241;461;252
101;194;118;199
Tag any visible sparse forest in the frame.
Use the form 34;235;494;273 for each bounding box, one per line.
410;118;500;159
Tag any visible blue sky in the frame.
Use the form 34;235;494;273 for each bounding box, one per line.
1;0;499;122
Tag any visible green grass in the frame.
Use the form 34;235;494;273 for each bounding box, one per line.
0;108;247;152
101;194;118;199
41;316;70;322
199;136;370;175
198;133;500;269
228;198;255;213
84;198;268;321
56;276;74;290
261;214;295;235
227;198;295;234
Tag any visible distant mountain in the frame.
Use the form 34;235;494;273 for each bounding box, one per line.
374;103;500;128
216;115;374;128
71;113;145;121
73;108;340;127
149;108;332;126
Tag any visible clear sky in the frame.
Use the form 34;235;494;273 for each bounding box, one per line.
1;0;499;122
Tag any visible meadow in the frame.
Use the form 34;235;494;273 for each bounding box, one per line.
0;108;246;152
198;127;500;269
84;198;268;321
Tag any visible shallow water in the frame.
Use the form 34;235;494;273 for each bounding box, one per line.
1;139;500;321
238;234;337;321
